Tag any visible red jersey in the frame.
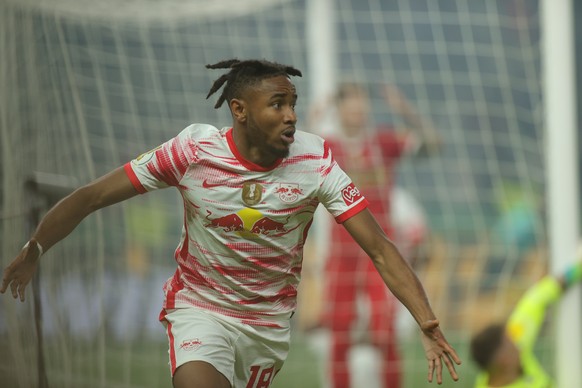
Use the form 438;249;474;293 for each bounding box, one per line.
325;128;411;232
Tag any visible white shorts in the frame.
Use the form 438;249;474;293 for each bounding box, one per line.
160;307;291;387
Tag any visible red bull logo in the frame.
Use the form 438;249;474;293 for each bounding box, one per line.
250;217;286;234
205;209;300;237
205;210;244;232
274;183;302;203
179;338;202;351
250;215;301;237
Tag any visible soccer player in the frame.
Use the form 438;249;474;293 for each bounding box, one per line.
1;59;460;388
311;82;441;388
470;259;582;387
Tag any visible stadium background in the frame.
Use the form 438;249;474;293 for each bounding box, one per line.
1;0;580;387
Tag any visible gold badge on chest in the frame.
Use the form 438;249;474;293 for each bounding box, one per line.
242;181;263;206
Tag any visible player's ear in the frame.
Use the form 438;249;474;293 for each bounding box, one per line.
230;98;246;123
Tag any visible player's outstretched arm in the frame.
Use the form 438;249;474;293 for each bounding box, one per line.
1;167;139;302
342;209;461;384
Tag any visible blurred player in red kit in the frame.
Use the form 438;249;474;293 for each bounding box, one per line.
313;82;441;388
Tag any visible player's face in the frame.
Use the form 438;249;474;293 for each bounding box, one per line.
338;91;370;135
243;75;298;163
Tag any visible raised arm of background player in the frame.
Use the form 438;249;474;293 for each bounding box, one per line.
343;208;462;384
381;84;443;156
0;168;137;301
507;259;582;355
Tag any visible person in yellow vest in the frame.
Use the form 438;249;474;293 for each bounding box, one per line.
470;259;582;387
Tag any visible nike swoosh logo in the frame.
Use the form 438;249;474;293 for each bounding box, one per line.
202;179;222;188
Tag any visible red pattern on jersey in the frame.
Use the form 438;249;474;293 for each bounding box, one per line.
170;139;189;176
127;124;368;327
152;145;180;186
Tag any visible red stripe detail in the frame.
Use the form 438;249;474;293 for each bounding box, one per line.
123;163;147;194
235;284;297;306
283;153;323;165
336;199;369;223
319;141;335;178
158;308;167;322
145;163;166;185
166;269;185;309
166;318;177;375
155;148;180;186
241;319;280;328
323;140;330;159
179;205;190;260
170;139;189;176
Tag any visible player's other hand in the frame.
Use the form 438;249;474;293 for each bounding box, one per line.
0;240;42;302
420;319;462;384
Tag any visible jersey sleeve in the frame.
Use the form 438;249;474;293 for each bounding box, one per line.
124;125;198;193
318;140;368;223
506;276;562;352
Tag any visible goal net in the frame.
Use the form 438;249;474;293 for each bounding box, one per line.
0;0;560;387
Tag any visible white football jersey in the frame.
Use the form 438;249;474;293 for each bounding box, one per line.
125;124;367;326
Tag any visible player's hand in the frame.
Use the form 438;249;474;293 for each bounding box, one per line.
0;240;42;302
420;319;462;384
381;84;413;114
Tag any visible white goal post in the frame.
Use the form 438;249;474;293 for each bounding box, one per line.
542;0;582;386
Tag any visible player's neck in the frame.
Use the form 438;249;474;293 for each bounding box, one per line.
230;126;279;168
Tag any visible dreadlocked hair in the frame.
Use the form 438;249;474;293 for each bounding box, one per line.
205;59;302;109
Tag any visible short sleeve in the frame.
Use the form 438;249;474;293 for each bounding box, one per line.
124;125;199;193
318;141;368;223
